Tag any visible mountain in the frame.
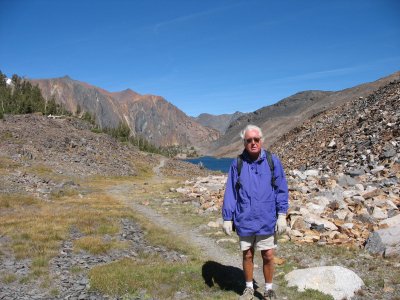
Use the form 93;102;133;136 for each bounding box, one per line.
272;78;400;174
210;71;400;157
191;111;244;134
31;76;219;151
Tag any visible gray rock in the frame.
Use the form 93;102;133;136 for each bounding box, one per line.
285;266;364;300
347;168;365;177
355;213;375;224
383;148;396;158
338;174;359;187
364;231;386;255
365;224;400;257
304;169;319;177
380;214;400;227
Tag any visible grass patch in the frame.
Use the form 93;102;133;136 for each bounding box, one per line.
2;273;17;284
19;276;30;284
134;160;154;179
285;287;334;300
391;270;400;285
32;255;49;268
0;130;13;141
0;155;20;171
90;255;237;300
74;236;128;255
97;223;120;235
50;288;60;297
29;164;54;176
0;186;135;270
0;194;39;208
70;266;83;274
50;187;80;199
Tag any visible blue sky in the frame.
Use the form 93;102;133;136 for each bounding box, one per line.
1;0;399;117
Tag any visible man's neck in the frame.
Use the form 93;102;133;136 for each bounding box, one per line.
246;150;261;161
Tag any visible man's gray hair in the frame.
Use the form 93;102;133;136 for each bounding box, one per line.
240;124;263;140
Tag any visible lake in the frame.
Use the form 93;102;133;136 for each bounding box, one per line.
184;156;234;173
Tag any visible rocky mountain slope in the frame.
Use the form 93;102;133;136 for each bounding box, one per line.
211;71;400;157
191;111;244;134
31;76;219;151
272;79;400;174
0;114;210;198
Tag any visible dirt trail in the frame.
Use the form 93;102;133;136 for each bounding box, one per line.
108;183;244;269
107;157;267;292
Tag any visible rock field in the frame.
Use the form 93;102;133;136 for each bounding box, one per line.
176;80;400;256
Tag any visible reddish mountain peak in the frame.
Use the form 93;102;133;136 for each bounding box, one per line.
112;88;142;102
121;88;139;95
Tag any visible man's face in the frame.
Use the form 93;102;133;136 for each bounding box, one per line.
244;129;262;158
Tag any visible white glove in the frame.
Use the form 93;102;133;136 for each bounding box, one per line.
276;214;287;235
223;221;233;236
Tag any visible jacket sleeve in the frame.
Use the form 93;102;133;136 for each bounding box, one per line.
222;160;237;221
273;155;289;214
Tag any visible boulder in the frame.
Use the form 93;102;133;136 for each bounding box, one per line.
380;214;400;227
364;224;400;257
338;174;359;187
285;266;364;300
304;169;319;177
304;215;338;231
372;207;388;220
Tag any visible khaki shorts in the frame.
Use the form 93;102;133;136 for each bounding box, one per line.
239;234;277;251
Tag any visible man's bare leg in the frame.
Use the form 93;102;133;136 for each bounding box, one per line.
261;248;274;283
243;247;255;283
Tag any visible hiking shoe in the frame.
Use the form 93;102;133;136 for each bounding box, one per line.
263;289;276;299
238;287;254;300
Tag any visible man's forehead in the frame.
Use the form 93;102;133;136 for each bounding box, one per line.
244;129;260;137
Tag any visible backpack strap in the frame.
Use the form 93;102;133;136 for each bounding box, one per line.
235;151;276;191
235;154;243;192
265;151;276;188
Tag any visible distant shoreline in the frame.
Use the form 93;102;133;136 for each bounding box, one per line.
182;156;233;173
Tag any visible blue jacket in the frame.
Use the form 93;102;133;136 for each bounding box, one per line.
222;149;289;236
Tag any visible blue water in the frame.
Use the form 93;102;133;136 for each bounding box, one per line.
184;156;233;173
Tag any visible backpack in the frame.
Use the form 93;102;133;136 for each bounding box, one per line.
235;150;276;192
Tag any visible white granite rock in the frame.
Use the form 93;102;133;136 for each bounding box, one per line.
285;266;364;300
380;214;400;227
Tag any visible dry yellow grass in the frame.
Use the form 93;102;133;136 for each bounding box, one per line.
0;173;240;299
0;182;136;271
0;194;39;208
0;172;193;277
74;236;129;255
2;273;17;284
0;155;20;173
29;164;54;176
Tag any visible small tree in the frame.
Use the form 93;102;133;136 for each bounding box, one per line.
76;104;82;116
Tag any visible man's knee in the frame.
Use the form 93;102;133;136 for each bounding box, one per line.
243;249;254;261
261;249;274;262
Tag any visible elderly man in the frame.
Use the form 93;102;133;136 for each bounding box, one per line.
222;124;289;300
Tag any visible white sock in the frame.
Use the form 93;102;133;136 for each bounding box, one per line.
246;281;254;289
265;282;273;291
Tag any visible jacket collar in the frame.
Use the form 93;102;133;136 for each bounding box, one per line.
241;149;266;163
